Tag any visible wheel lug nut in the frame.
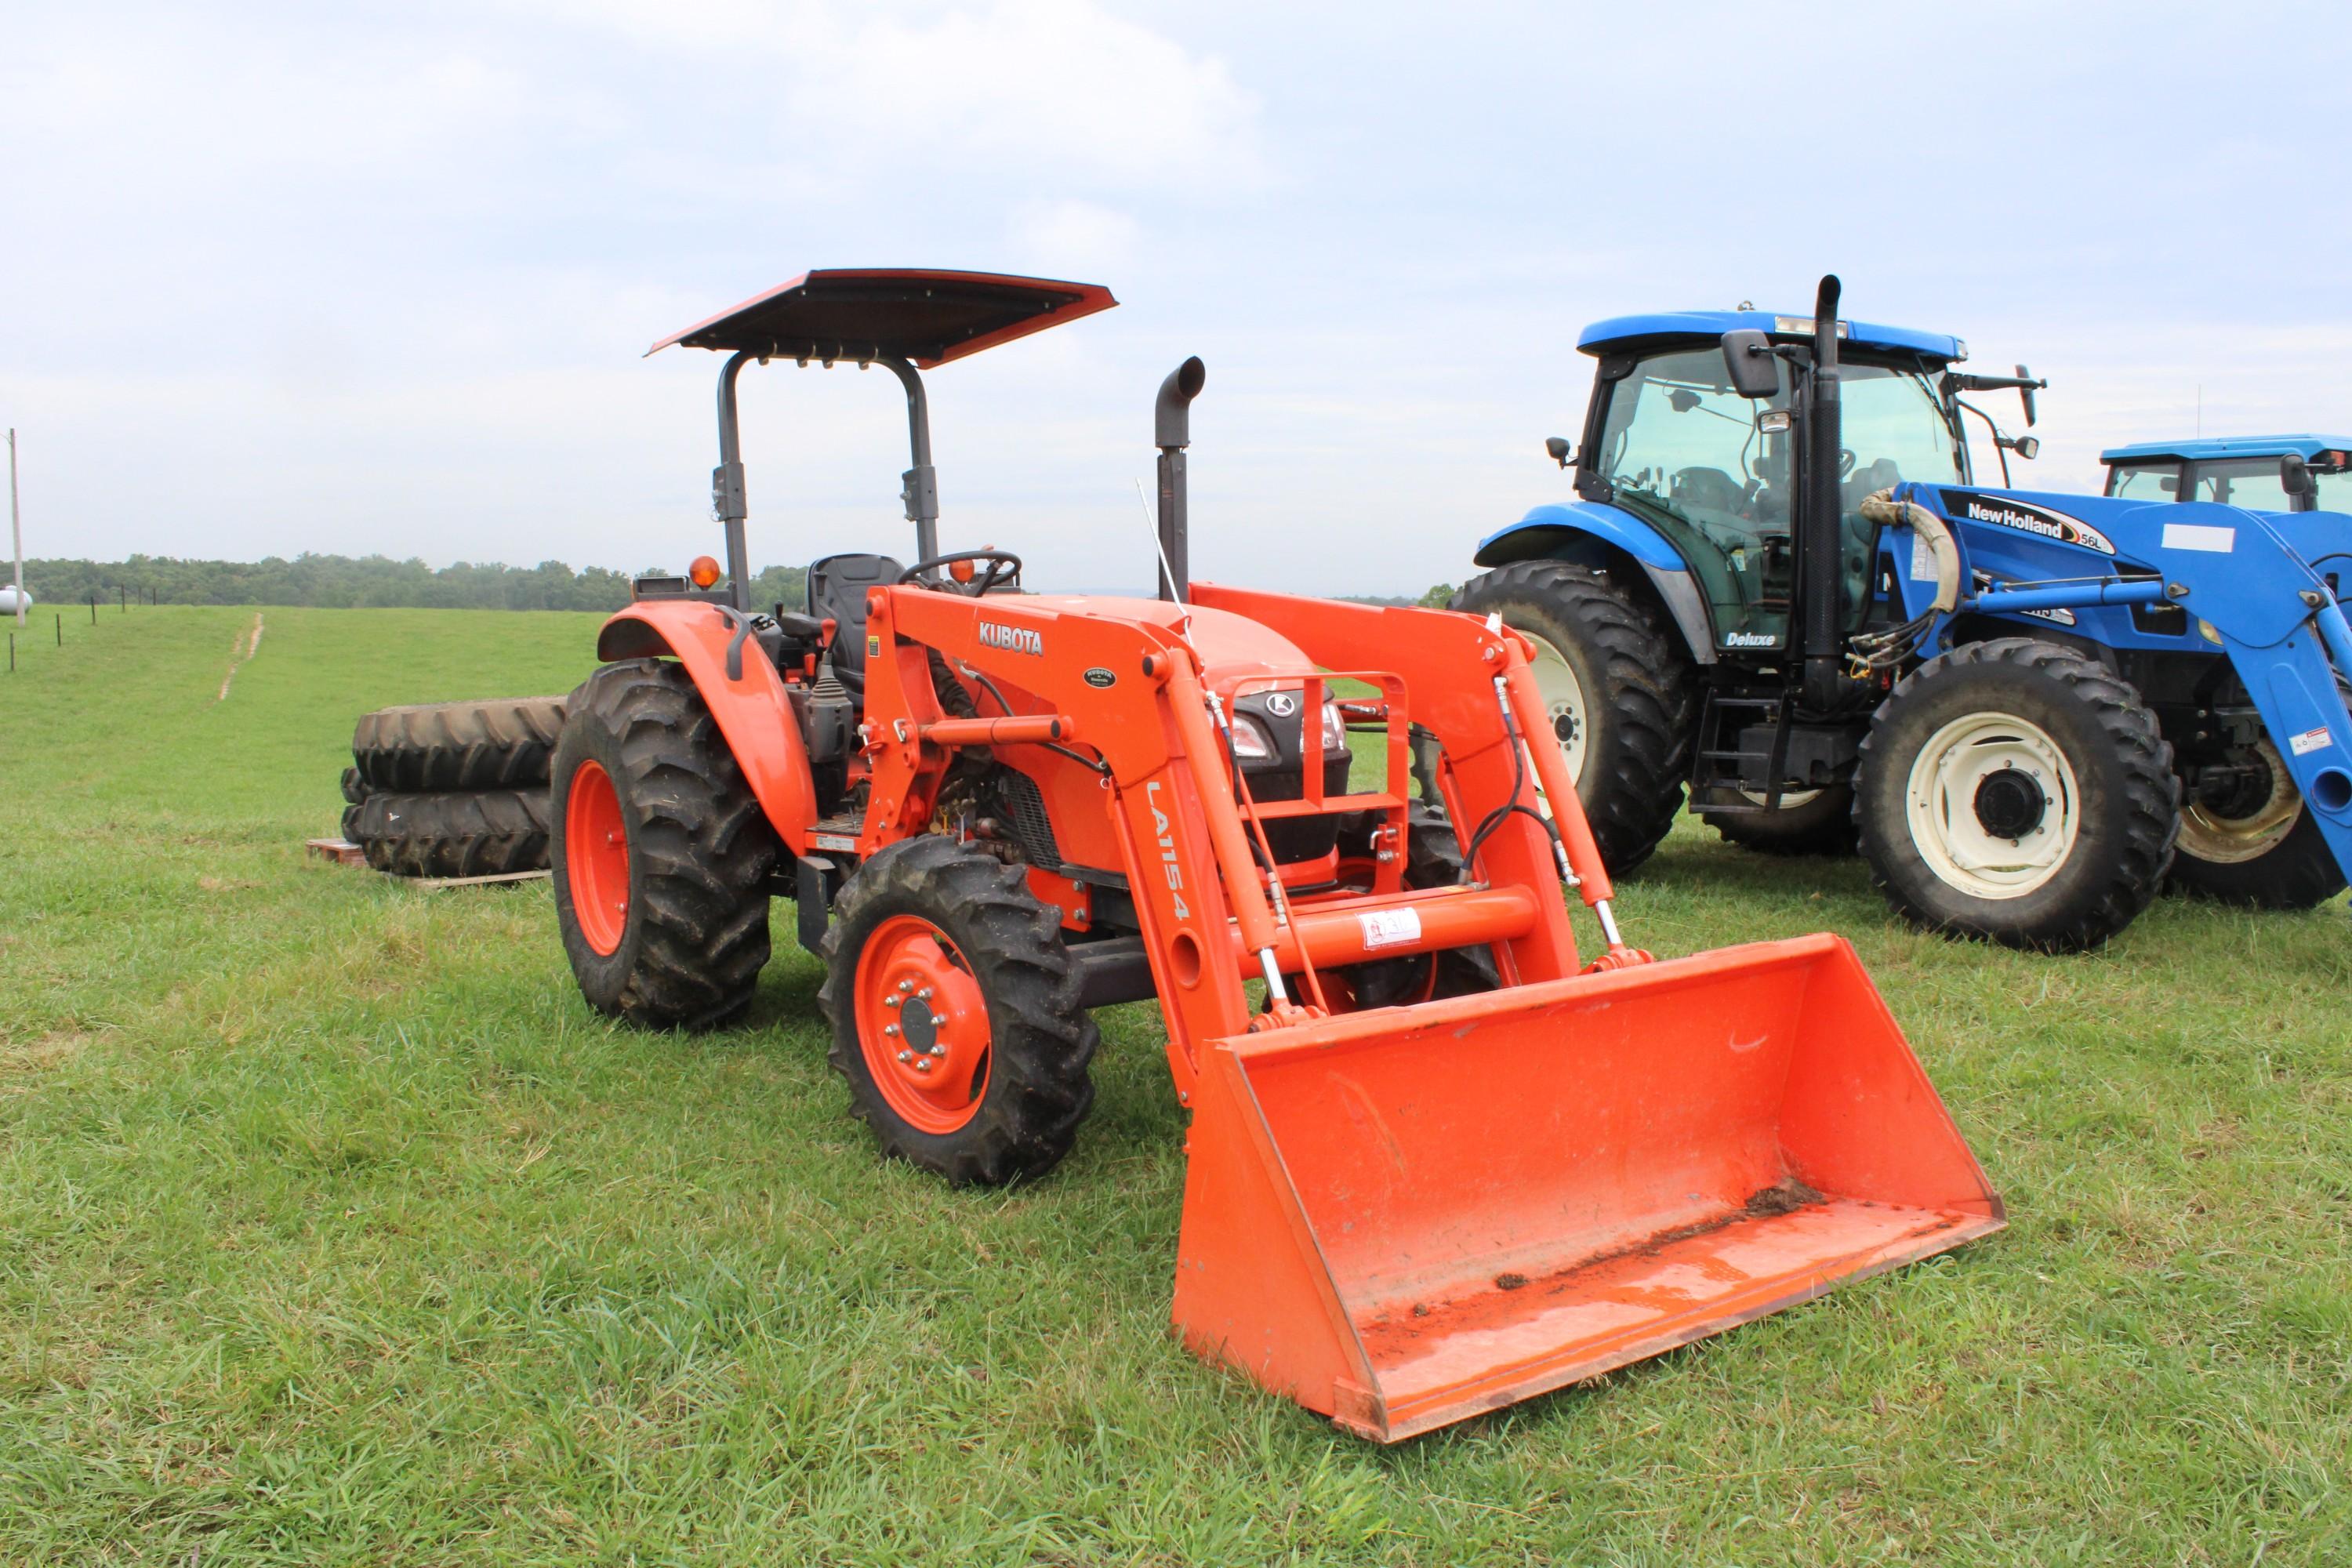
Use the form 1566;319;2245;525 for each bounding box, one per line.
917;987;933;1000
915;1059;931;1073
898;980;913;993
884;995;901;1008
884;1023;899;1037
896;1050;912;1062
929;1044;946;1056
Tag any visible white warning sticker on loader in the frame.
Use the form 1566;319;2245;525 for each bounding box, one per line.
2162;522;2236;553
1909;532;1940;583
1358;907;1423;951
2290;726;2333;757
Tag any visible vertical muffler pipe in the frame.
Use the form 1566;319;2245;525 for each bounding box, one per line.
1156;357;1206;603
1801;275;1843;710
713;349;754;612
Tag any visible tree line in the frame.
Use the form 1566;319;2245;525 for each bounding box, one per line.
16;553;1450;615
16;554;808;614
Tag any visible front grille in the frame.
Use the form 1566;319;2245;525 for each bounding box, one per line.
996;768;1062;871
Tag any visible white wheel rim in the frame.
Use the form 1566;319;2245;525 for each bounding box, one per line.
1519;630;1589;788
1903;712;2081;899
2178;739;2303;865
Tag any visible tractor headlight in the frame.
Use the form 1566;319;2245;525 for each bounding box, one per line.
1321;702;1349;754
1229;715;1275;761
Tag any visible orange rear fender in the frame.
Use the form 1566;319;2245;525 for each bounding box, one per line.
595;600;816;848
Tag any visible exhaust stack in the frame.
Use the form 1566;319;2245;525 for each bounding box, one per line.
1155;357;1206;603
1800;275;1845;709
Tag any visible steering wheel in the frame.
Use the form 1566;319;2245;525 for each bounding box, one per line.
898;550;1023;597
1838;448;1858;479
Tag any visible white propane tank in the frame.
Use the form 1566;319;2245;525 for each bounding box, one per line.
0;585;31;614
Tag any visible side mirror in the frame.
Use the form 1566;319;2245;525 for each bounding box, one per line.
2009;435;2040;461
1720;329;1780;400
2281;452;2314;498
1544;436;1575;468
2016;365;2039;427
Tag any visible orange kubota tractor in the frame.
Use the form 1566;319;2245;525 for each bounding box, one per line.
550;269;2004;1442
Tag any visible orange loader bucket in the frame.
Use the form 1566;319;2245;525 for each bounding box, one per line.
1172;932;2003;1442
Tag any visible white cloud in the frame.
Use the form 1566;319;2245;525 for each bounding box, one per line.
1005;198;1142;273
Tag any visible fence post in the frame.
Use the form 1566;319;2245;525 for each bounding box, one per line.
89;594;96;625
55;612;60;646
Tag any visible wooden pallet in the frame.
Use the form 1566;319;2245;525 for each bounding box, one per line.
306;837;368;867
408;868;551;892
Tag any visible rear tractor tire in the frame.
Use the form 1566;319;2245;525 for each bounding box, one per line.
551;659;776;1030
1449;561;1695;876
2170;737;2347;909
1855;638;2177;953
817;835;1098;1185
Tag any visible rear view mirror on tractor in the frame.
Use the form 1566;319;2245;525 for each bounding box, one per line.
1719;328;1780;400
2282;452;2314;499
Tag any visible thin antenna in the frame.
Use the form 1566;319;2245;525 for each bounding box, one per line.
1134;477;1193;643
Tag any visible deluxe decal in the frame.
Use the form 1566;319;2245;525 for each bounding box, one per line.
1940;490;2117;555
977;620;1044;655
1723;630;1779;648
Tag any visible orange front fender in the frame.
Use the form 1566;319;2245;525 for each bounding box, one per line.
595;599;815;849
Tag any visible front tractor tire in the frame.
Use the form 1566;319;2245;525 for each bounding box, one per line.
1855;639;2178;953
551;659;778;1030
818;836;1099;1185
1450;561;1695;875
2171;738;2347;909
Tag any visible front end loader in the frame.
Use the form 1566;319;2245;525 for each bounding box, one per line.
549;268;2003;1440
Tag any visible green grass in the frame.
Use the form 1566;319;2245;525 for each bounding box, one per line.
2;606;2348;1565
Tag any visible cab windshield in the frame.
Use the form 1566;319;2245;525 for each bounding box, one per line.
1592;347;1964;649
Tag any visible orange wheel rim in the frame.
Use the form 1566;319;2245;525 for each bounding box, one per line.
566;760;630;956
855;914;993;1134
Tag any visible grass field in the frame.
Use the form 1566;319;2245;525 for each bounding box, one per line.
3;605;2348;1565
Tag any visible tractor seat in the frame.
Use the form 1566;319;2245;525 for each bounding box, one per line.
807;552;905;701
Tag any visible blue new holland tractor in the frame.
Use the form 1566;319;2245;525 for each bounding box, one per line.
1450;278;2352;949
2100;434;2352;512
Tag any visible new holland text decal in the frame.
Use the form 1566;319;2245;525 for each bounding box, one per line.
977;620;1044;655
1940;490;2117;555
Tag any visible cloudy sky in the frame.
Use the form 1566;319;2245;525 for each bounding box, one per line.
5;1;2347;596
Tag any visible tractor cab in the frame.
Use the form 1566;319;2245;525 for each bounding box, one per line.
2102;434;2352;514
1556;308;2013;657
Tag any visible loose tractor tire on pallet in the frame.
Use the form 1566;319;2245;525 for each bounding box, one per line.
545;268;2002;1441
343;696;568;877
